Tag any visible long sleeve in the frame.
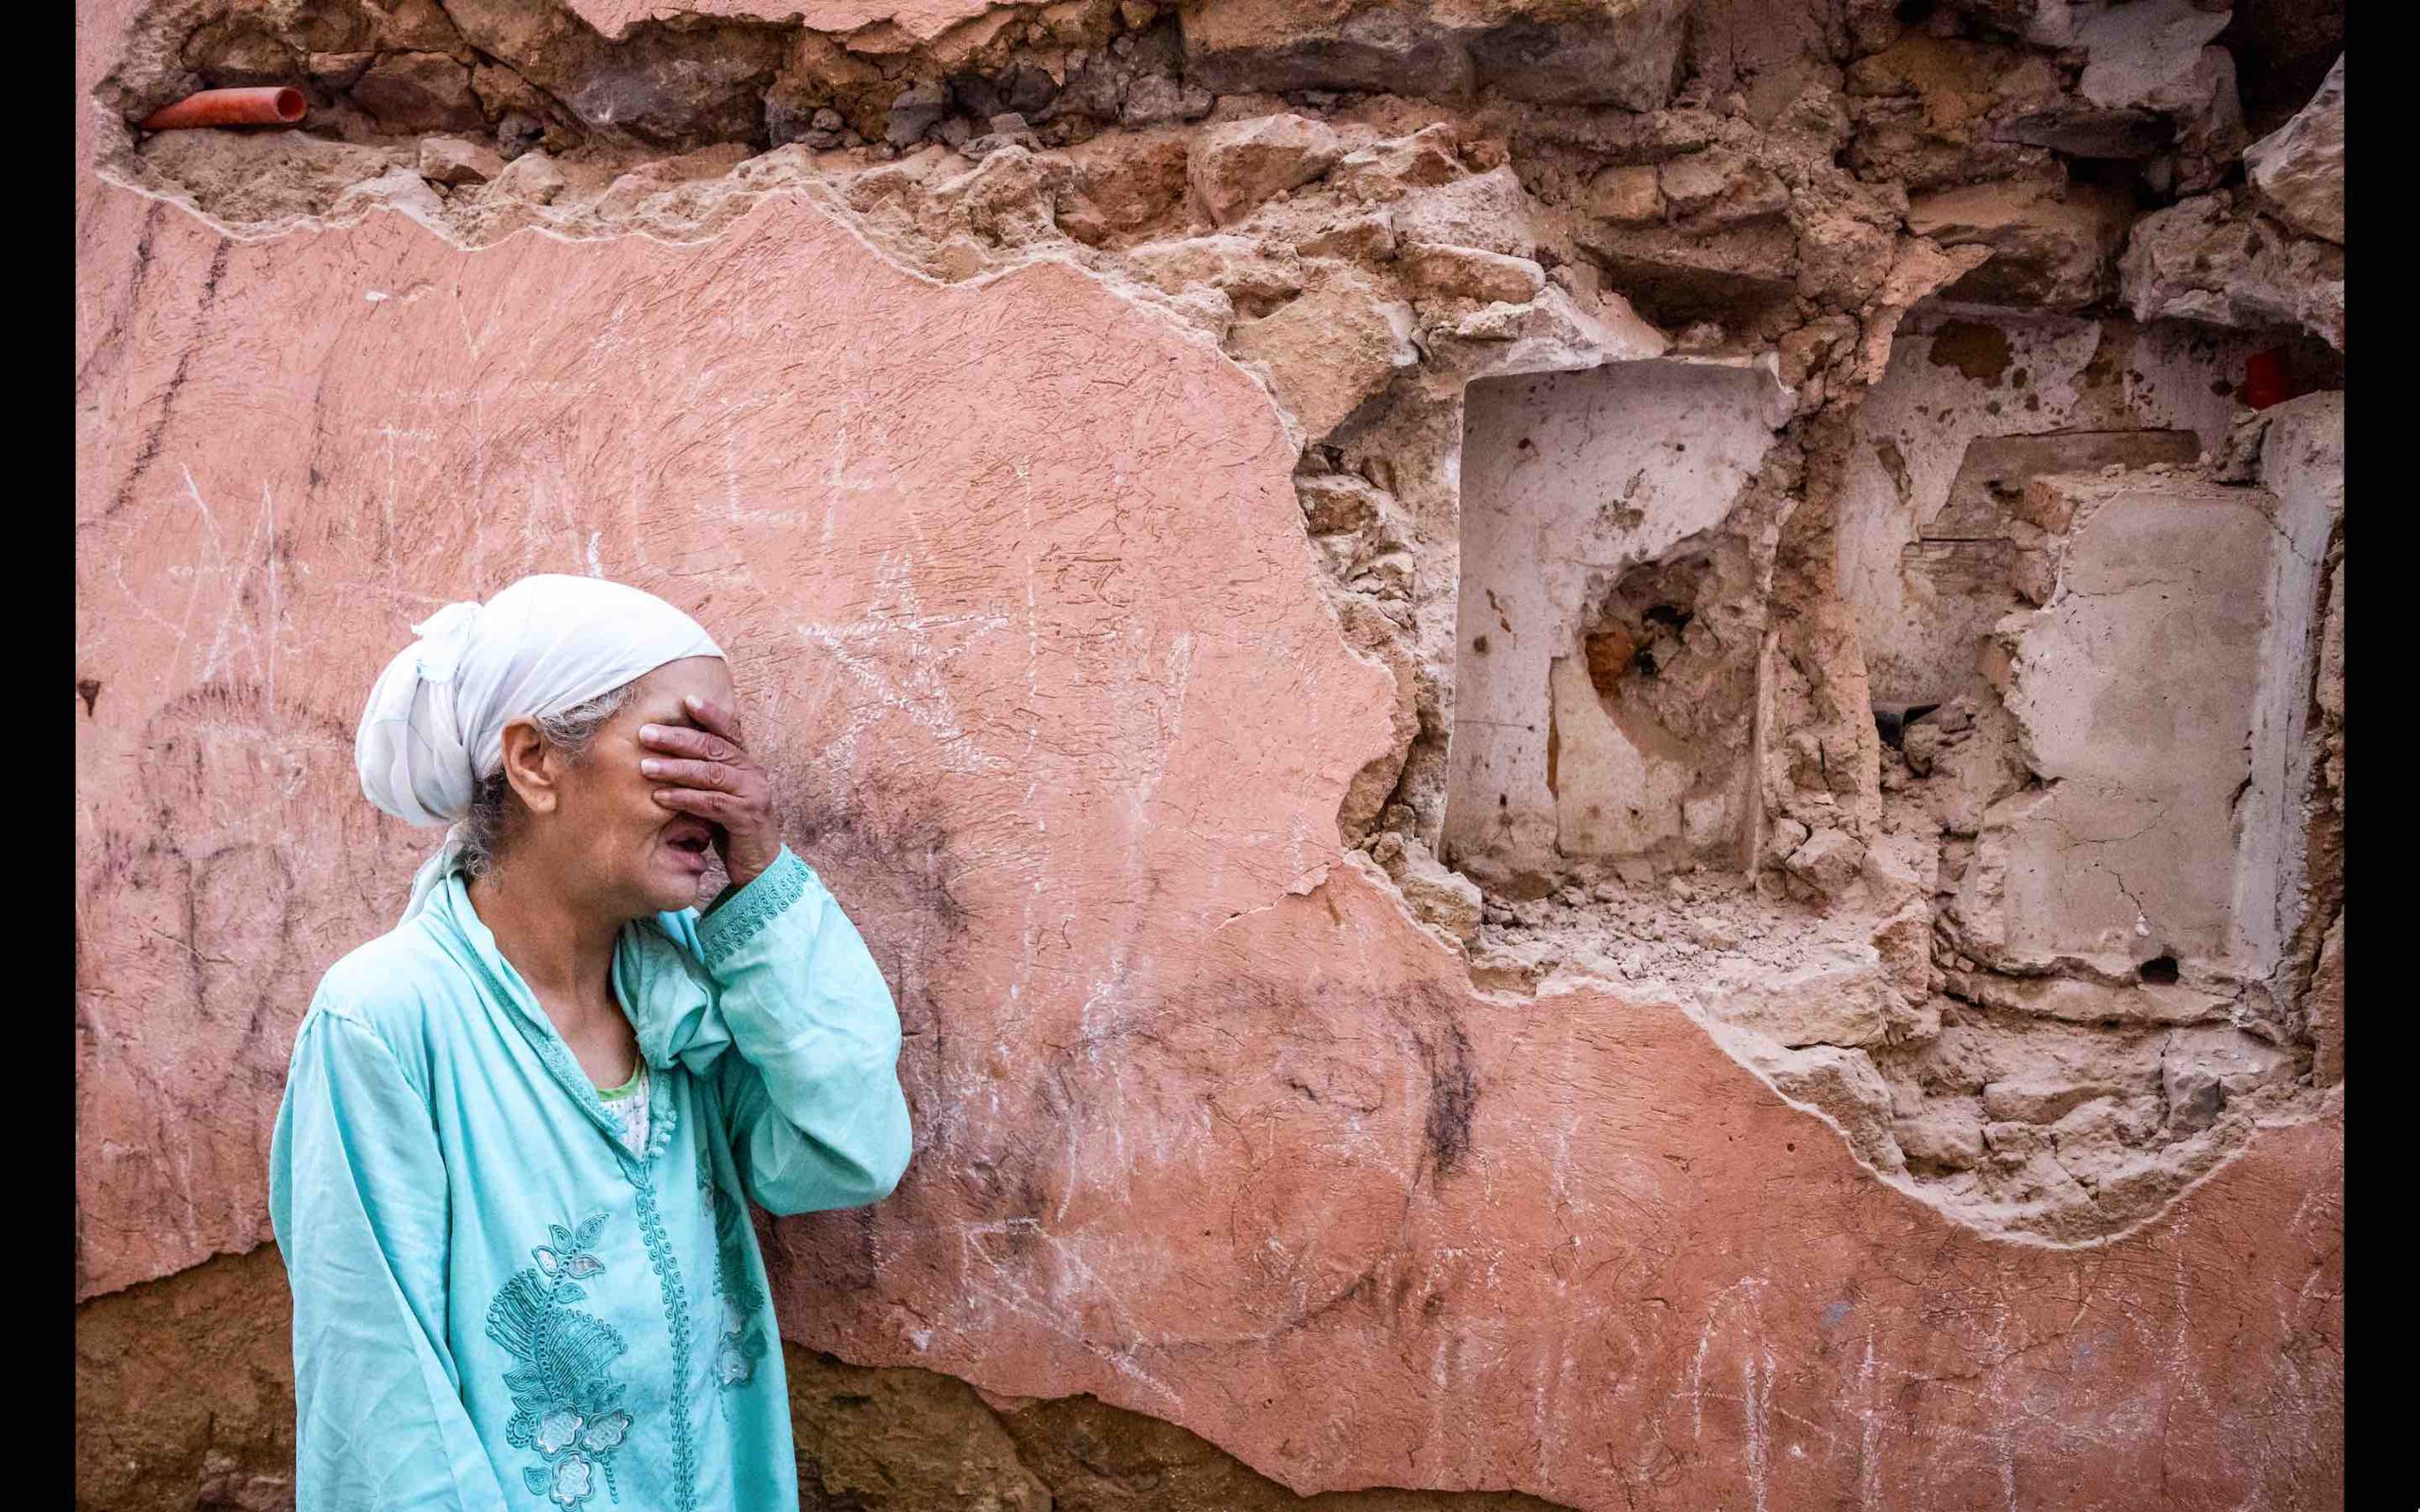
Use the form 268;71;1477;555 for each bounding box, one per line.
269;1008;512;1512
690;846;915;1216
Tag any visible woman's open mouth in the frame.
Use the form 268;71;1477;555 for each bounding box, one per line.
662;816;716;870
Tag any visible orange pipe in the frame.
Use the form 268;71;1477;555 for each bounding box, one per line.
141;86;306;131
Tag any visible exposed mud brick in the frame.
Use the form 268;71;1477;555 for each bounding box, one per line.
1907;176;2135;311
1329;122;1466;197
1720;953;1900;1048
1581;163;1662;224
1188;112;1344;225
77;1247;296;1512
492;146;570;204
1893;1103;1985;1170
1398;243;1546;303
349;50;486;134
1655;146;1788;227
1063;133;1190;233
1785;826;1867;900
1843;34;2061;190
1224;271;1416;438
1391;165;1540;257
1127;233;1303;313
1293;211;1397;261
1748;1042;1904;1171
1180;0;1690;111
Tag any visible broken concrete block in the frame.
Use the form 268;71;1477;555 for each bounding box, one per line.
1188;112;1344;225
1720;953;1897;1048
2121;192;2344;351
1371;833;1483;946
1656;146;1789;226
418;134;505;187
1390;166;1540;258
1398;244;1547;304
1893;1104;1985;1170
1223;272;1416;439
1906;176;2133;310
1751;1043;1906;1171
2244;55;2343;244
1329;124;1464;199
490;148;567;206
1785;828;1867;900
1126;233;1304;312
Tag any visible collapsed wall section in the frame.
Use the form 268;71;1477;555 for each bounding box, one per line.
1445;360;1786;889
81;0;2348;1254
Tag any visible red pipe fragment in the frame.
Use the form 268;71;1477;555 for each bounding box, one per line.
2244;346;2290;410
141;86;306;131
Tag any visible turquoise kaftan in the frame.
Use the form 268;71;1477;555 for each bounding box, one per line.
268;846;913;1511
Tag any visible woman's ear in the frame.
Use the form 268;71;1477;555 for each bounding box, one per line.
497;717;562;816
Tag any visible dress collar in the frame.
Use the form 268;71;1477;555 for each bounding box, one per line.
418;871;700;1170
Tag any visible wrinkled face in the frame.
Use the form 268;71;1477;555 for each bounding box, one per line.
541;656;737;917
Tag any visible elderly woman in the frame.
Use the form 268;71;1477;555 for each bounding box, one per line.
269;575;913;1510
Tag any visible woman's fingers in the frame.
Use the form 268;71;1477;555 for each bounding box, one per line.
638;755;743;792
652;786;747;819
683;694;745;746
637;723;741;764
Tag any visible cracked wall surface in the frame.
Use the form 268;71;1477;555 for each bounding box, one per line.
78;0;2344;1505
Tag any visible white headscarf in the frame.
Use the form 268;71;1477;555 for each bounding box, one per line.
356;574;725;919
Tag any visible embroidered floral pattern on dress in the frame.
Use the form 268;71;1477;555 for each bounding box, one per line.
697;1152;769;1391
624;1161;700;1510
484;1214;635;1507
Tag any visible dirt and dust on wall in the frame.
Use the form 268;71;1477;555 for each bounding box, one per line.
94;0;2343;1247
